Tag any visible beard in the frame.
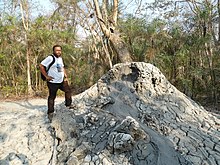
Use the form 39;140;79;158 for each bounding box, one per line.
53;52;61;57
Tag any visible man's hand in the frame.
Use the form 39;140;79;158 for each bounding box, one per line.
64;77;68;82
46;75;54;81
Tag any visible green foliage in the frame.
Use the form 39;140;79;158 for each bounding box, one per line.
0;0;219;108
119;16;148;61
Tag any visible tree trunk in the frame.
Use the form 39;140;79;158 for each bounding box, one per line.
93;0;132;63
20;1;34;96
205;43;217;106
26;45;34;95
109;31;132;62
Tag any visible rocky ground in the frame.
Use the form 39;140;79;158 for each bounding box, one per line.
0;62;220;165
0;97;64;165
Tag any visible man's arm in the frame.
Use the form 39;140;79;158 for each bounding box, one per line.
63;68;68;82
39;64;54;81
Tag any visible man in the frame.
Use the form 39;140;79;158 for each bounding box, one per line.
39;45;72;121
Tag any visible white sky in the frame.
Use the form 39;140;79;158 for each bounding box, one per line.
33;0;54;16
36;0;155;16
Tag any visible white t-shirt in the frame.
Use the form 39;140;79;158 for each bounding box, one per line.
41;55;64;83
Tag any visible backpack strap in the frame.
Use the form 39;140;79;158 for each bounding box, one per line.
46;55;55;72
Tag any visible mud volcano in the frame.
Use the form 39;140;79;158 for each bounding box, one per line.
48;62;220;165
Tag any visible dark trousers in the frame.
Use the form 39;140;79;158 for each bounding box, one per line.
47;81;72;114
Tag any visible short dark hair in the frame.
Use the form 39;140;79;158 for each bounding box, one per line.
53;45;62;51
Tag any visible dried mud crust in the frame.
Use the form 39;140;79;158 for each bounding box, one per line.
0;97;65;119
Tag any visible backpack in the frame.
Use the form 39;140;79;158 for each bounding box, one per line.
41;55;55;81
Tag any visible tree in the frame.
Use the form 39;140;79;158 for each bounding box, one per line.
19;0;34;95
119;15;148;62
93;0;132;63
143;0;220;107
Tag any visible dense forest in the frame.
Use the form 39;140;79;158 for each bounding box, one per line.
0;0;219;110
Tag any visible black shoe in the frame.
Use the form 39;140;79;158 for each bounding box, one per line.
66;105;75;109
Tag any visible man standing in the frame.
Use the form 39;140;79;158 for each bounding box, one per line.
39;45;72;121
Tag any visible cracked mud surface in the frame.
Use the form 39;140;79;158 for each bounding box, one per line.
0;98;63;165
0;62;220;165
